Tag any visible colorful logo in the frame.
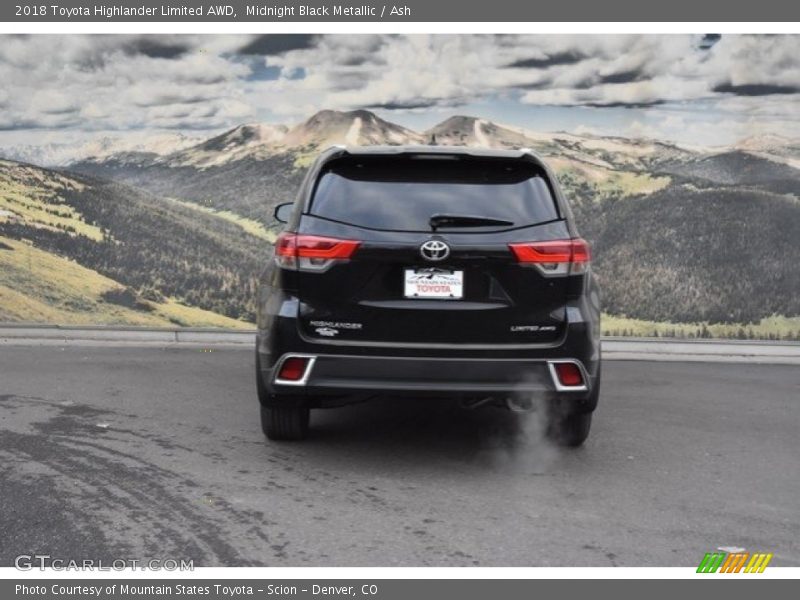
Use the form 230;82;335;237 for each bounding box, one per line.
697;551;773;573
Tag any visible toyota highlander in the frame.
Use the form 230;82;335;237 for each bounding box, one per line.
256;145;601;445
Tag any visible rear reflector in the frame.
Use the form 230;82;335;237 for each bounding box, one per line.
508;238;590;275
276;357;309;382
554;362;584;387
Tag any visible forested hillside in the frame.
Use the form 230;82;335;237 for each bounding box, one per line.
74;154;303;228
0;161;269;323
574;186;800;323
3;109;800;335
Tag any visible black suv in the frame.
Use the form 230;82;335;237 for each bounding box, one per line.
256;146;601;445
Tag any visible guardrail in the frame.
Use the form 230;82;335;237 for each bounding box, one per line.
601;337;800;364
0;323;253;344
2;324;799;364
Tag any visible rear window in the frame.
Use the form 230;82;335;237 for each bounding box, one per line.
308;156;559;231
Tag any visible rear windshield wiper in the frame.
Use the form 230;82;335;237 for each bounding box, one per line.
429;214;514;231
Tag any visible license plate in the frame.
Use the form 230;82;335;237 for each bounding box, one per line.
404;268;464;299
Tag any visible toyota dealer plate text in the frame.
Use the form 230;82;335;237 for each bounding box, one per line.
404;269;464;299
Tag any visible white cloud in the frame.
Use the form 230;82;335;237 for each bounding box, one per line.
0;33;797;147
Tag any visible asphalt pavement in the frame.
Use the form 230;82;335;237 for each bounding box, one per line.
0;345;798;567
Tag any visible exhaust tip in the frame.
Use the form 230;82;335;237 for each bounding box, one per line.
506;397;534;412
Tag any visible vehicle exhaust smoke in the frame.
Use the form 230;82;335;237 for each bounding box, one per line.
473;391;563;474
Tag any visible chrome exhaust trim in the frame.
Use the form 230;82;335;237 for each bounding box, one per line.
505;397;534;412
459;396;496;410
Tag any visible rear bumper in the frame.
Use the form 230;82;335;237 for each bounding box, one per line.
269;353;592;397
257;292;600;409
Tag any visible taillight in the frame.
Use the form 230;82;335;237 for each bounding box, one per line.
508;238;590;276
275;232;360;272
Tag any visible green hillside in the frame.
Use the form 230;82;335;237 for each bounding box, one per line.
73;154;304;228
602;313;800;341
0;160;269;325
0;235;250;328
574;185;800;324
7;111;800;338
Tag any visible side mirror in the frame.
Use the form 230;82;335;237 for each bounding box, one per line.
274;202;293;224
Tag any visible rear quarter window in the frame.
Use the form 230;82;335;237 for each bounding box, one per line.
309;156;559;231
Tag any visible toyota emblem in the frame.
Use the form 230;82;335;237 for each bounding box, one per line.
420;240;450;262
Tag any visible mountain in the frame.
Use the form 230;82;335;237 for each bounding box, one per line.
30;110;800;183
732;134;800;166
657;150;800;195
73;152;303;227
69;109;689;226
575;184;800;323
0;159;269;325
6;109;799;329
161;123;289;168
80;110;424;171
69;110;427;226
283;109;423;149
426;115;535;149
0;132;201;168
201;123;289;151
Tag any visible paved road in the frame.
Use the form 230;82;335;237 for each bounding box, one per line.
0;345;797;567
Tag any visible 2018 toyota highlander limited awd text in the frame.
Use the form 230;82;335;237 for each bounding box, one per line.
256;145;601;445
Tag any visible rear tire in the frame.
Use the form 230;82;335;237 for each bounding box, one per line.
547;363;600;447
547;411;592;447
261;405;310;441
255;349;269;404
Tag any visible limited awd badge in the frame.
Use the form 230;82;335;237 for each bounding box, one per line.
420;239;450;262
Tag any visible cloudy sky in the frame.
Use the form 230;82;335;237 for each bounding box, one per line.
0;33;798;147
